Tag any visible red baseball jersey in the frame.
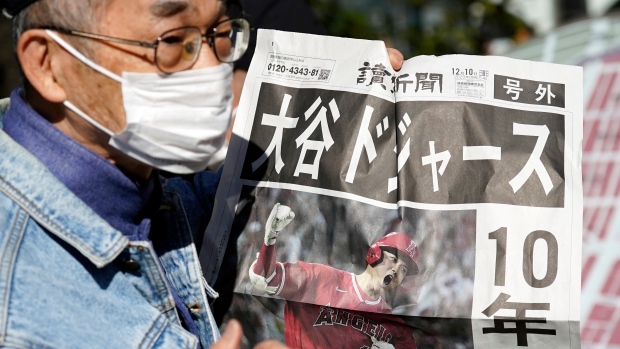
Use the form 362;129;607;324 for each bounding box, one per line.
254;244;391;311
284;301;417;349
274;261;392;312
252;244;417;348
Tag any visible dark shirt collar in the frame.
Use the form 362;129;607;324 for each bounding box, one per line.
3;89;158;241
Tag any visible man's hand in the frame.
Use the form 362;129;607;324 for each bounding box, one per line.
264;203;295;246
387;48;404;71
211;320;289;349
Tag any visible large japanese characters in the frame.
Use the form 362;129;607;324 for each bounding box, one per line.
202;30;583;349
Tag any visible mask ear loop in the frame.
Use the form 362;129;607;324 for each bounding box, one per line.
63;101;115;137
45;30;120;137
45;29;123;83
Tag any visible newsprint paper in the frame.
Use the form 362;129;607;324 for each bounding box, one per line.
199;29;583;349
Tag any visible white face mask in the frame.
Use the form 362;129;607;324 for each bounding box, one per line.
46;30;233;174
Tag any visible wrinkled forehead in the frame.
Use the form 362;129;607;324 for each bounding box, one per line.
144;0;226;17
102;0;226;24
2;0;227;20
96;0;226;36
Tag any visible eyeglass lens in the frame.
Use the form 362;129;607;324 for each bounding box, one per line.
155;18;249;73
213;19;249;62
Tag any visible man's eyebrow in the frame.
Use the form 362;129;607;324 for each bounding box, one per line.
149;0;189;17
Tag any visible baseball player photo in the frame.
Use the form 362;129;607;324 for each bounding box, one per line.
248;203;419;349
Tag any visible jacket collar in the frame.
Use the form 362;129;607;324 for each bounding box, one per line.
0;97;128;267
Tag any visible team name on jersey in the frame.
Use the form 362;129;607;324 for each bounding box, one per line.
313;305;393;342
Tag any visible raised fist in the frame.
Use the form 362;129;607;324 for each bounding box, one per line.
264;203;295;245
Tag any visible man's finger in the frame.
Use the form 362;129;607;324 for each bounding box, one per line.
387;48;404;71
211;319;243;349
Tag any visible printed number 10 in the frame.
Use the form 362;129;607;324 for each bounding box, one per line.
489;227;558;288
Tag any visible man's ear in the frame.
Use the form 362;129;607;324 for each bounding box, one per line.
17;29;67;103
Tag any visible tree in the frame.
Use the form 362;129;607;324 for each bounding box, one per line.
306;0;532;57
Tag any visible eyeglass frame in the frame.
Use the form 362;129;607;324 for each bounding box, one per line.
39;17;251;74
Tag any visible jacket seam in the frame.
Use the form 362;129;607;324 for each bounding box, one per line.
139;315;197;349
0;209;28;341
138;315;166;349
181;196;220;344
131;242;179;319
159;190;218;345
0;176;127;267
190;243;220;343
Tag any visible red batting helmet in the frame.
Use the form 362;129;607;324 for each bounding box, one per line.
365;232;419;275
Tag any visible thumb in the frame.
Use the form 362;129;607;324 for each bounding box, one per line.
387;48;404;71
212;319;243;349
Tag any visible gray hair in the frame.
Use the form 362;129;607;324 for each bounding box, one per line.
14;0;110;44
11;0;110;88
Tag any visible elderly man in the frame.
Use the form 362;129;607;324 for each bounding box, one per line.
0;0;404;348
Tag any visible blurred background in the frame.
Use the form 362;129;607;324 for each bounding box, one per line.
0;0;611;96
2;0;620;348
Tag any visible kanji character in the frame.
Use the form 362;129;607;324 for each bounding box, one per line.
368;63;392;90
293;97;340;179
535;84;556;104
252;93;299;173
415;73;443;93
482;292;556;347
503;78;523;100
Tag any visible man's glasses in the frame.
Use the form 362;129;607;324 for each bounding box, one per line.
43;18;251;74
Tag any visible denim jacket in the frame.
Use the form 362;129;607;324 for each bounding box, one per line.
0;98;221;349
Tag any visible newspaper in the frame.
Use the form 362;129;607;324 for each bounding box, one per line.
199;29;583;349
